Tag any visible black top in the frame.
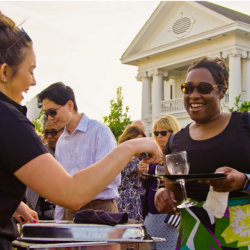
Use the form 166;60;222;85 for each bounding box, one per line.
165;111;250;201
0;92;47;241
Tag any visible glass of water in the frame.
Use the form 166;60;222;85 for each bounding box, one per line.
166;151;197;208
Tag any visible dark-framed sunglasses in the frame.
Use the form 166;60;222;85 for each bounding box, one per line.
43;127;64;139
181;82;223;95
44;107;61;118
153;130;172;136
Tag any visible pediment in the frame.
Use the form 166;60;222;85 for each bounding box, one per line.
121;1;244;62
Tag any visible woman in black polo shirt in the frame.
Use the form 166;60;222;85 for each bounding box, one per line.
0;12;162;249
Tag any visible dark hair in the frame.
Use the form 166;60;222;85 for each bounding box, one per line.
187;57;229;87
118;125;146;145
37;82;78;111
43;114;48;128
0;11;32;78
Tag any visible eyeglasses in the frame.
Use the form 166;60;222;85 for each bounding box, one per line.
153;130;172;136
181;82;223;95
43;127;64;139
44;107;61;118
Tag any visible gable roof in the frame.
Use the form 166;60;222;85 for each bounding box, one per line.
121;1;250;65
197;1;250;24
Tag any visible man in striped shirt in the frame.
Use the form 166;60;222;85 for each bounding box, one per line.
38;82;120;220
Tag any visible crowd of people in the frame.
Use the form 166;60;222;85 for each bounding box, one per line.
0;11;162;250
0;10;249;250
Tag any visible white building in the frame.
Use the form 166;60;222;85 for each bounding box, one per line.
121;1;250;135
26;96;41;122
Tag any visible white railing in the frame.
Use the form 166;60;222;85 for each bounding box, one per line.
161;98;185;114
148;99;184;116
148;95;229;116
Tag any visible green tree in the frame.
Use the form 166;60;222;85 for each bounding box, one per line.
32;109;45;136
103;87;131;140
229;94;250;112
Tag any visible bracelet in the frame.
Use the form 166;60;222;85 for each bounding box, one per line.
241;173;250;192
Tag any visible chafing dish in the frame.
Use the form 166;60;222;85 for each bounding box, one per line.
18;221;163;243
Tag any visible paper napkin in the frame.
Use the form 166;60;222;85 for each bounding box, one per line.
203;186;229;218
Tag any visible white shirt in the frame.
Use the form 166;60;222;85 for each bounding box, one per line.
54;114;120;220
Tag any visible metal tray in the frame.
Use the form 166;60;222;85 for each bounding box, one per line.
18;221;157;243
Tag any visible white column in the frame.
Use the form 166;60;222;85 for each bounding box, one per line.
136;72;151;120
242;57;250;101
149;69;165;122
227;52;242;108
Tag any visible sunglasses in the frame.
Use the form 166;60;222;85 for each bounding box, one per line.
153;130;172;136
44;107;61;118
181;82;223;95
43;127;64;139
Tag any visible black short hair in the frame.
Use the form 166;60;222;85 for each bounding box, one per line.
37;82;78;111
187;57;229;87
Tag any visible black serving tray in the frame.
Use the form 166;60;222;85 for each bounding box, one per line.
142;173;226;181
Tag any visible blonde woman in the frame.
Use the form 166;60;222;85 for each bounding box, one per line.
152;115;181;151
143;115;181;250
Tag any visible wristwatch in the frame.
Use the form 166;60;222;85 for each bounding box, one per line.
241;174;250;192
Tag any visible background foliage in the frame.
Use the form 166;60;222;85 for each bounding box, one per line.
32;110;44;136
102;87;131;140
229;94;250;112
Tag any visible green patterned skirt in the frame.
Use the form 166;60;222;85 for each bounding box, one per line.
177;196;250;250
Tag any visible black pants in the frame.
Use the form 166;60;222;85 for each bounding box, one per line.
0;237;12;250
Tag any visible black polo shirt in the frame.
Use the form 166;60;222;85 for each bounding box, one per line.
0;92;47;241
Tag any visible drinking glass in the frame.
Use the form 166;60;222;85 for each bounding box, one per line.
154;164;165;191
165;151;197;208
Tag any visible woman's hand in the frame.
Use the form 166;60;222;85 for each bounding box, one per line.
137;161;149;174
131;137;163;164
200;167;246;192
154;188;180;215
13;201;39;223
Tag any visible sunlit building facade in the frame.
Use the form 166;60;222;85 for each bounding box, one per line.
121;1;250;135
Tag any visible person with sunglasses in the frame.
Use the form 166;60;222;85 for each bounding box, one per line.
25;118;64;220
37;82;123;221
0;12;163;249
155;57;250;249
142;115;181;250
43;118;64;156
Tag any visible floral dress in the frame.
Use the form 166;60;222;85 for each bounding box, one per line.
117;157;144;222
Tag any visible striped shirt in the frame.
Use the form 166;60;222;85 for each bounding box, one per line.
54;114;120;220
